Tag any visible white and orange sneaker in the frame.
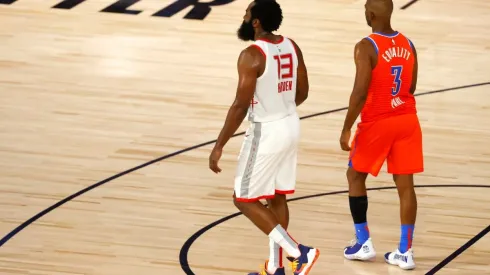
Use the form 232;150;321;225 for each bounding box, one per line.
287;244;320;275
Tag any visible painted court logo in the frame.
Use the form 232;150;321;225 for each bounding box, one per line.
0;0;236;20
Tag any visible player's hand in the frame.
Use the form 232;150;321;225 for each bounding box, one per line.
340;129;352;151
209;146;223;173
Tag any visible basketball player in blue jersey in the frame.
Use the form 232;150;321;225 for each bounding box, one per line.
208;1;319;274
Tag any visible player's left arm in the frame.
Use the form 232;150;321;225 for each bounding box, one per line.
209;47;260;173
340;39;374;151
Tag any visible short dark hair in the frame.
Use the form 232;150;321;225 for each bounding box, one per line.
251;0;283;33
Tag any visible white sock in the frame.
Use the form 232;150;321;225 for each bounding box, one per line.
268;225;301;258
267;238;282;273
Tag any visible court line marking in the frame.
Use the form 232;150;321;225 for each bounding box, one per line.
179;185;490;275
425;224;490;275
401;0;420;10
0;82;488;274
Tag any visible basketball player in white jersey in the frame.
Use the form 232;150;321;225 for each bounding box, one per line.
209;1;319;274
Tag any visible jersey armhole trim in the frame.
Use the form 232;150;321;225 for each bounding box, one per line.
406;37;415;51
287;38;299;72
364;36;378;55
250;44;266;59
287;38;299;57
250;44;266;80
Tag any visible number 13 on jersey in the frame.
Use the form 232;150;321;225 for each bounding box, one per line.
273;53;294;93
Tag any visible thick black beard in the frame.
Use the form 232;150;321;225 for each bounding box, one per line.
237;20;255;41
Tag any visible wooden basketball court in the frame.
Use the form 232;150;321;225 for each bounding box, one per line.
0;0;489;274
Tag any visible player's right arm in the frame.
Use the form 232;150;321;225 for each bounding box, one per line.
290;39;309;106
209;46;261;174
410;42;418;95
339;39;374;151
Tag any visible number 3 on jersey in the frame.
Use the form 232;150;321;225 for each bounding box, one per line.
391;65;403;96
273;53;293;93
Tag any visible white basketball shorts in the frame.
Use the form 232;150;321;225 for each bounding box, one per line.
234;113;300;202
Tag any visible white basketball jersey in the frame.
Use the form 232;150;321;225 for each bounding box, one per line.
248;37;298;123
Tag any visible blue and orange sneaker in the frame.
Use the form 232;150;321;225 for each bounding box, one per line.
286;244;320;275
248;260;285;275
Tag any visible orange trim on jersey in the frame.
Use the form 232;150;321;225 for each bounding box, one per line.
257;36;284;44
250;44;266;59
234;194;275;202
275;189;294;195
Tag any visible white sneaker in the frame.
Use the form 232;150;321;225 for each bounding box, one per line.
384;248;416;270
344;238;376;261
